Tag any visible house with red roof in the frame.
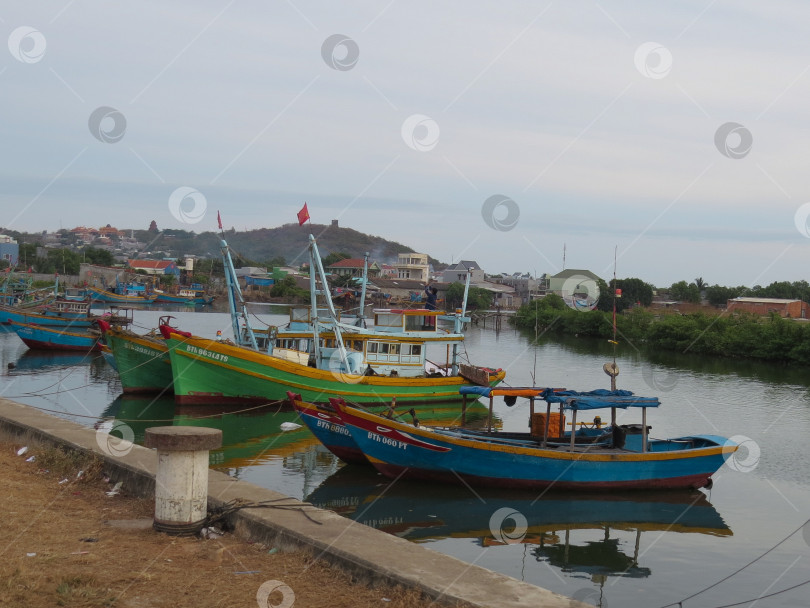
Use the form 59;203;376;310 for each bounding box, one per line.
128;259;180;277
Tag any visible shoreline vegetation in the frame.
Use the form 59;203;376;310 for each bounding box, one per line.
510;294;810;366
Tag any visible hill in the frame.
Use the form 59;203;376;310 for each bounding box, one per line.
132;223;440;268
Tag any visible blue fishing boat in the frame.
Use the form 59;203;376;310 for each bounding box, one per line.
87;285;157;304
1;300;96;328
10;320;103;352
328;386;739;491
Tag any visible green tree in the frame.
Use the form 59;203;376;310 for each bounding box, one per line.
331;274;356;289
669;280;700;303
270;275;306;298
445;283;492;311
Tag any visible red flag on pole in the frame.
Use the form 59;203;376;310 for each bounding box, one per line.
217;210;223;230
297;203;310;226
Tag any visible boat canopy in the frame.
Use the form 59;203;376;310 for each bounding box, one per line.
459;386;660;409
547;389;660;410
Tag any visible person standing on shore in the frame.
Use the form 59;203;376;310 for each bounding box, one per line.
424;283;438;310
424;283;438;329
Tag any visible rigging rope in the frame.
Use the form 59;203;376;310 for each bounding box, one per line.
656;517;810;608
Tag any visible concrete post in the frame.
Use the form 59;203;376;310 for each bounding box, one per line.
144;426;222;536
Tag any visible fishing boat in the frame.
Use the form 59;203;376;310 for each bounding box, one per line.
327;385;739;491
1;299;97;328
10;320;104;352
161;234;504;406
0;274;59;323
289;392;491;465
87;285;157;304
153;284;215;305
105;317;174;394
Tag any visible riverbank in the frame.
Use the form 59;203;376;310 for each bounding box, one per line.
0;440;431;608
512;298;810;366
0;397;589;608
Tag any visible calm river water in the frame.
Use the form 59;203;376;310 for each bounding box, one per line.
1;305;809;608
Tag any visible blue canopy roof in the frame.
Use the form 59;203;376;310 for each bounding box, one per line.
544;389;660;410
458;386;660;409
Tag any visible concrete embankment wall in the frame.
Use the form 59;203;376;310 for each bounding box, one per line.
0;398;589;608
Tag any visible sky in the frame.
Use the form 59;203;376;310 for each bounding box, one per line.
3;1;810;287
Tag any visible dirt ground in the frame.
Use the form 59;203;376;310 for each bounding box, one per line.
0;440;448;608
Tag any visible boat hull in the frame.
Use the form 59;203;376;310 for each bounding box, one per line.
106;329;174;394
335;403;736;491
87;287;155;304
153;294;214;305
11;322;101;352
292;398;368;464
165;333;505;406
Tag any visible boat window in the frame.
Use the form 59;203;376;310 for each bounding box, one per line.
388;343;399;355
411;344;421;356
380;343;390;354
368;342;378;353
404;316;422;331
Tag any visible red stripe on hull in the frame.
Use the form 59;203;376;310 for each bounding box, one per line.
121;386;174;395
370;462;712;491
19;338;100;352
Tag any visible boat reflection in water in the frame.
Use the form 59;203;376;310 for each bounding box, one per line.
10;349;103;374
99;396;493;477
99;395;319;473
307;465;731;582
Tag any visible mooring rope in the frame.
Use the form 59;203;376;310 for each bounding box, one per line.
656;517;810;608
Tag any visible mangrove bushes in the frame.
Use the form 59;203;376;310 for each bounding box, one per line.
512;294;810;365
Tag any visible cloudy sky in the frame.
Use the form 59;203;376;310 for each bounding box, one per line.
3;1;810;287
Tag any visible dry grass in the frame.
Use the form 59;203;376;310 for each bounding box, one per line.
0;441;452;608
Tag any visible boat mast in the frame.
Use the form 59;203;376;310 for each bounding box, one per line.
449;268;472;376
308;235;350;370
356;251;369;327
220;239;258;350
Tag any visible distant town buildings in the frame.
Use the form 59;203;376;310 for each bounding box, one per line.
127;259;181;277
395;252;429;281
440;261;485;284
726;297;808;319
326;258;382;279
0;234;19;266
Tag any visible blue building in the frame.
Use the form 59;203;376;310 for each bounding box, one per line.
0;235;19;266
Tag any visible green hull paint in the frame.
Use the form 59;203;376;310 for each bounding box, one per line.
107;330;174;394
102;394;492;469
165;335;504;406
